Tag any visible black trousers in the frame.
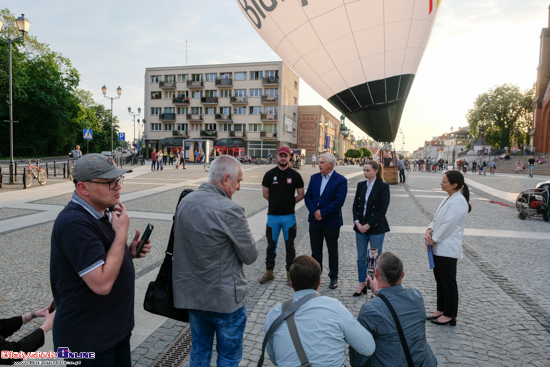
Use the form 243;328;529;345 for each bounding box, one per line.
399;168;405;183
309;224;340;281
265;224;297;271
433;255;458;318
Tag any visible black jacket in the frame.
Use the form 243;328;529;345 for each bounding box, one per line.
352;179;390;234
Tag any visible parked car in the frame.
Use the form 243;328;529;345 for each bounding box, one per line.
101;151;112;156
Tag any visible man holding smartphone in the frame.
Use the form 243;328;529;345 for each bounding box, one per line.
50;154;152;366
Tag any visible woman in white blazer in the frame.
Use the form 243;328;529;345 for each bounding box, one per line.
425;170;471;326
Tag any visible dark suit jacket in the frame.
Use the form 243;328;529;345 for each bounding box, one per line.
304;170;347;228
1;316;45;365
352;179;390;234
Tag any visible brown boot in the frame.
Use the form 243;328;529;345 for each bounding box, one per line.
287;271;291;286
259;270;274;284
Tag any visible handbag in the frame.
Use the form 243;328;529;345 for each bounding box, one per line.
143;189;194;322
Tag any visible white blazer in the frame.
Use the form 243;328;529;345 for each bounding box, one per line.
428;191;469;259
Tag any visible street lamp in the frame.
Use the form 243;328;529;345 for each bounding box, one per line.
1;14;31;184
102;85;122;156
128;106;141;149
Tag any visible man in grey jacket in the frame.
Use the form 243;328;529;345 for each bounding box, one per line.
173;155;258;367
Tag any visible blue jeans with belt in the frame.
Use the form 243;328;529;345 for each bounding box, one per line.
188;306;247;367
355;232;385;283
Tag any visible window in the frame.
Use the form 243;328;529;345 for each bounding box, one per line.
151;75;161;83
264;124;276;132
192;73;203;82
220;89;231;98
234;72;247;81
265;88;278;97
164;91;175;99
151;107;161;115
265;70;278;78
234;124;243;132
293;97;298;105
205;123;216;131
191;107;203;115
250;71;263;80
220;72;232;79
177;123;188;131
190;123;201;131
193;91;202;98
234;89;247;98
164;107;175;113
250;88;262;97
177;107;188;115
164;123;174;131
250;106;262;115
151;123;161;131
165;75;175;83
219;123;231;132
177;74;189;82
234;106;246;115
205;90;218;97
248;140;277;158
294;81;298;90
177;90;189;98
151;92;161;99
205;73;217;81
264;106;277;114
205;107;216;115
220;106;231;115
249;123;261;132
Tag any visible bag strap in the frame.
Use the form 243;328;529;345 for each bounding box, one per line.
283;302;311;367
257;293;319;367
377;293;414;367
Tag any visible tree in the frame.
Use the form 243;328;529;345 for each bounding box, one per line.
466;83;534;150
345;149;362;158
359;147;372;159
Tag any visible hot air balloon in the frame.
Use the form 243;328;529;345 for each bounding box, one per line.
236;0;442;142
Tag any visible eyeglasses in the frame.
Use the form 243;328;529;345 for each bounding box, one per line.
86;176;124;190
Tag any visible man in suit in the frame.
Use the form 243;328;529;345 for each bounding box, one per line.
304;153;347;289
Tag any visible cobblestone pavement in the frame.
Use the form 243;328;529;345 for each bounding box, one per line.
1;164;549;366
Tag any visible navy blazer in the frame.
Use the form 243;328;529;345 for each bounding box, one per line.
352;179;390;234
304;170;348;228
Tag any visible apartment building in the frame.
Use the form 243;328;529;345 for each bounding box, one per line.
143;61;299;159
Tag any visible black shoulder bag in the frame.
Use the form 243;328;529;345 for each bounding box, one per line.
143;189;193;322
377;293;414;367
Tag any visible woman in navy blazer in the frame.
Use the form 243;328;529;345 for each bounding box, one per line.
352;160;390;296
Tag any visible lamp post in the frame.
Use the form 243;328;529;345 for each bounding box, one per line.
102;85;122;156
128;106;141;149
1;14;31;184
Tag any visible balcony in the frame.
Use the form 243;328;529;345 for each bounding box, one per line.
230;96;248;104
173;130;189;138
159;81;176;89
159;113;176;121
232;130;246;138
172;97;190;105
261;113;278;121
201;97;219;105
216;78;233;88
215;113;232;121
261;96;278;104
262;76;279;85
187;80;204;89
186;114;203;121
200;130;218;138
260;131;277;139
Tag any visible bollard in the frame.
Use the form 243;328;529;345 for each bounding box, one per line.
53;161;57;177
23;167;26;189
120;156;123;168
46;162;49;177
14;162;18;183
0;167;3;188
63;163;66;178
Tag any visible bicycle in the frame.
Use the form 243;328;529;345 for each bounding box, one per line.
25;159;47;188
204;162;210;172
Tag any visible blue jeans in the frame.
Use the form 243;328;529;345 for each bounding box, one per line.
65;333;131;367
355;232;385;283
157;160;163;170
266;214;297;271
188;306;247;367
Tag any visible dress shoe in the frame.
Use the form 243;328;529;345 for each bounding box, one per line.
352;286;367;297
329;280;338;289
430;317;456;326
425;313;444;321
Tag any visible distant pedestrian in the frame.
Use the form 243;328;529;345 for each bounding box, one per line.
163;149;168;165
471;160;477;173
523;145;528;156
397;158;406;184
528;156;536;178
177;149;185;169
151;148;157;171
156;150;164;171
169;151;174;165
311;154;316;168
488;159;495;175
531;146;536;156
71;145;82;160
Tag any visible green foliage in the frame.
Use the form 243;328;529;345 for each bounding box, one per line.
359;147;372;159
345;149;362;158
466;83;534;150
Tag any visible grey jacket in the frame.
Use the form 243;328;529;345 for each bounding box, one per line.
172;183;258;313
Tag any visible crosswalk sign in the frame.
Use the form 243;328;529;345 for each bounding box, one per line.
118;132;125;141
83;129;93;140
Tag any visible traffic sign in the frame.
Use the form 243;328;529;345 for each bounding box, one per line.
118;132;125;141
83;129;93;140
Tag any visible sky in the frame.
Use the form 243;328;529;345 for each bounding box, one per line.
3;0;549;152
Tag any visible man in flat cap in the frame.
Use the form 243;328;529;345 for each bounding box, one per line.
50;154;151;366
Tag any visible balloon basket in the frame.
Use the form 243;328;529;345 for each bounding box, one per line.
383;166;399;185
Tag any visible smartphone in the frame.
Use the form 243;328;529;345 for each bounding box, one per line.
136;224;154;255
49;300;56;312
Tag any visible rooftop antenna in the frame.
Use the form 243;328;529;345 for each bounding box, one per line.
181;40;193;66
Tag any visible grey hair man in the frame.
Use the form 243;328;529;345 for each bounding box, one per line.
350;252;437;367
173;155;259;366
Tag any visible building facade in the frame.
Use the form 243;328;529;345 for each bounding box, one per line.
297;105;345;162
143;61;299;158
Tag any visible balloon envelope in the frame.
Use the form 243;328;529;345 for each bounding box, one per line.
236;0;442;142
